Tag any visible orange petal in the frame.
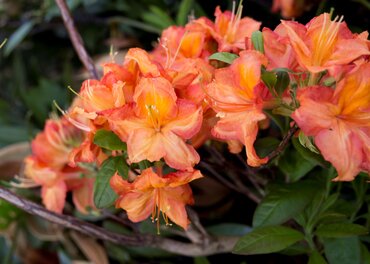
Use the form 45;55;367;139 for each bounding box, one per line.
292;86;339;136
125;48;160;77
163;99;203;139
315;123;363;181
72;178;95;214
127;128;165;163
241;112;269;167
134;77;178;122
110;172;133;195
120;190;156;222
41;180;67;214
24;157;59;186
158;185;193;229
161;131;200;171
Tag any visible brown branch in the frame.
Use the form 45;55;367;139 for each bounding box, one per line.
266;123;298;162
55;0;99;79
0;186;238;257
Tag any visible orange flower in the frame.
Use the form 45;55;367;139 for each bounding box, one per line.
110;168;202;230
206;50;271;167
194;5;261;52
106;76;203;171
152;26;207;62
24;117;96;213
292;63;370;181
281;13;369;73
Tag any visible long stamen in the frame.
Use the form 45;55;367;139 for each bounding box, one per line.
146;105;161;131
53;100;92;132
169;30;188;68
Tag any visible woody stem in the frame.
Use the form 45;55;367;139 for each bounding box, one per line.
54;0;99;79
0;186;238;256
266;123;298;162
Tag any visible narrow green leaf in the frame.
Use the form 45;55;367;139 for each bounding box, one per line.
308;251;327;264
209;52;239;64
233;226;304;255
251;30;264;54
323;237;361;264
93;129;127;151
275;71;290;97
253;181;319;227
4;21;35;56
316;223;368;238
142;6;175;30
93;157;119;208
176;0;194;25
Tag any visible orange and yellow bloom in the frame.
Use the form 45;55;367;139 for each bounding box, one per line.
281;13;369;73
206;50;271;167
292;63;370;181
111;168;202;230
24;117;96;214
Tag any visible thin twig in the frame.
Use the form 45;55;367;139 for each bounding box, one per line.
186;207;212;245
266;123;298;162
0;186;238;256
55;0;99;79
198;161;261;203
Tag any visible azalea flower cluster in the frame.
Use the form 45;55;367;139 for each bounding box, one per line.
24;5;369;230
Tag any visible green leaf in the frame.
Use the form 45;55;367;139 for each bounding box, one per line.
261;70;277;93
251;30;264;54
308;251;327;264
117;158;129;180
275;71;290;97
278;146;316;182
209;52;239;64
176;0;194;25
323;237;361;264
4;20;35;56
93;157;120;208
207;223;251;236
233;226;304;255
280;242;309;256
316;223;368;238
93;129;127;151
253;181;319;227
